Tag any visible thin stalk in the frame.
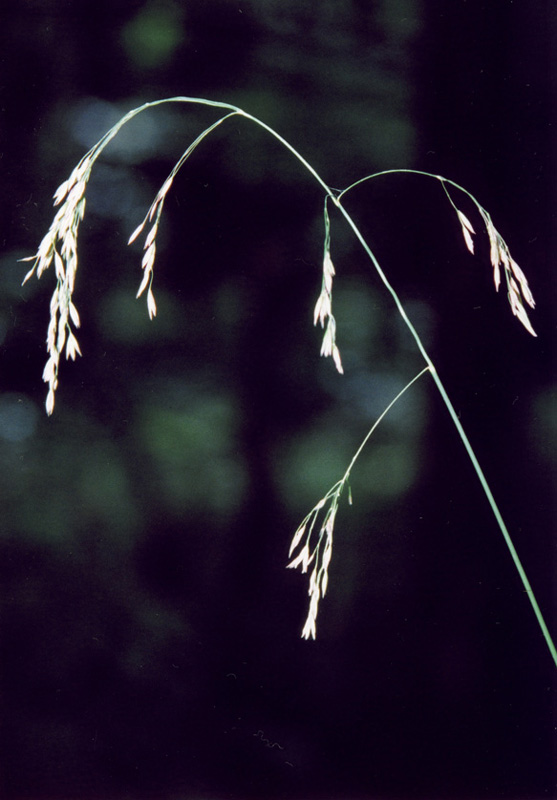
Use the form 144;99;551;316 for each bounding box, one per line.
32;96;555;663
80;97;243;164
222;116;555;663
331;196;556;667
341;366;431;485
83;97;333;195
429;357;557;667
338;168;483;207
153;103;557;664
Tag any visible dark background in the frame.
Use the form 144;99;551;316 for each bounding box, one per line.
0;2;555;799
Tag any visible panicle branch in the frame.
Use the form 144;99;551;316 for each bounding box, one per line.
314;199;344;374
443;183;536;336
287;486;342;639
22;107;239;413
128;111;239;320
287;366;431;640
478;208;536;336
20;157;90;414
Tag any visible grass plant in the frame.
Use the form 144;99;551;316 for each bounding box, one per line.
22;96;555;664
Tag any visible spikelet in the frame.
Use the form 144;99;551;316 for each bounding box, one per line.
451;198;536;336
478;208;536;336
287;490;340;639
314;203;343;374
20;157;91;414
456;210;475;254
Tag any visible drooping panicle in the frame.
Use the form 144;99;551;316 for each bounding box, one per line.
478;208;536;336
313;199;344;374
20;156;92;413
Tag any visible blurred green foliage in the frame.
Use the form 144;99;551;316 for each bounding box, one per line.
138;390;247;518
121;1;185;70
0;412;138;546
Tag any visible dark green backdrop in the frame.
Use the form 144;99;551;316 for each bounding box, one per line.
1;2;554;798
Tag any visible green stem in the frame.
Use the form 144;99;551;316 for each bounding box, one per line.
73;97;556;665
86;96;334;196
430;361;557;667
200;103;557;665
338;167;483;207
233;125;555;664
332;195;556;667
342;366;431;485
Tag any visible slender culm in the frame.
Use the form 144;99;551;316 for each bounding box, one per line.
22;97;555;666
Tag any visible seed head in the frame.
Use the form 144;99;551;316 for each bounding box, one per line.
314;248;343;374
477;208;536;336
21;161;91;413
287;495;339;639
457;209;476;254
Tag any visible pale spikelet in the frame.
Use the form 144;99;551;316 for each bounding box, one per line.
145;222;159;250
477;208;536;336
137;243;156;296
146;288;157;320
480;209;501;290
53;179;71;206
507;276;537;337
284;360;427;641
314;249;343;374
69;301;81;328
128;168;180;317
21;157;92;413
451;195;536;335
45;387;56;417
320;315;336;356
128;221;146;245
288;522;307;557
24;104;238;415
312;200;344;373
301;610;317;640
323;249;335;292
65;330;82;361
287;496;339;639
313;290;331;327
509;258;535;309
42;354;58;385
286;544;311;572
157;176;174;203
457;209;475;254
332;344;343;374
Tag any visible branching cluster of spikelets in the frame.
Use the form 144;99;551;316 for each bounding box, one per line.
22;99;543;647
21;161;88;413
287;180;536;639
443;184;536;336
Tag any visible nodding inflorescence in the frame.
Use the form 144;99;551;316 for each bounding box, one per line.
22;99;554;664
